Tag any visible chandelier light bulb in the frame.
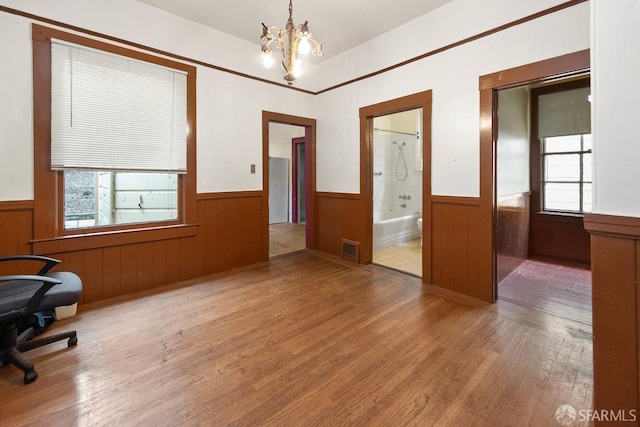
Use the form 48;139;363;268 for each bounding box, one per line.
262;53;274;68
298;35;311;55
260;45;274;68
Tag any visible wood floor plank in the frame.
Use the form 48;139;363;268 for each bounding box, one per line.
0;251;592;426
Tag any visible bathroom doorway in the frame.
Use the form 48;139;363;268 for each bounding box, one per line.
370;109;423;276
359;90;432;279
262;111;316;259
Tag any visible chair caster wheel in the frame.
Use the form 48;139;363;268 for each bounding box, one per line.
24;370;38;384
68;336;78;347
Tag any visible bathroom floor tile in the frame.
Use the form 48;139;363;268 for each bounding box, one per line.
373;238;422;277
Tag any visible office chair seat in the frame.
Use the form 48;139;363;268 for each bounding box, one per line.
0;272;82;320
0;256;82;384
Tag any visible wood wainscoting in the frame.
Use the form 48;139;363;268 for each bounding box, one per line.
314;192;362;259
0;200;34;259
584;213;640;420
430;196;486;300
496;192;530;284
529;212;591;264
0;192;264;304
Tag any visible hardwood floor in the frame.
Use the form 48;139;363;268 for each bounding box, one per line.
269;222;306;257
0;251;592;426
498;257;592;326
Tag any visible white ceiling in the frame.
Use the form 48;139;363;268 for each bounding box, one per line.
136;0;455;62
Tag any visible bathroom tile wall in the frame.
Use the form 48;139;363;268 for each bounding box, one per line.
373;131;422;217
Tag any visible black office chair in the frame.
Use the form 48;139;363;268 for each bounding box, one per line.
0;255;82;384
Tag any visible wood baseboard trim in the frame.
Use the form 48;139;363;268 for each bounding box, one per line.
422;284;490;308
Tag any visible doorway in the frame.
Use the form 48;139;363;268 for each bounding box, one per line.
262;111;316;259
482;51;592;324
359;91;432;279
371;109;423;276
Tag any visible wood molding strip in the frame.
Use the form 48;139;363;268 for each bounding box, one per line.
431;195;481;206
584;213;640;239
1;1;586;95
197;191;263;201
531;211;584;225
31;223;199;254
316;192;361;200
316;0;587;95
0;200;34;211
0;6;314;95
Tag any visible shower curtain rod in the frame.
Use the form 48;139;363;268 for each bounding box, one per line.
373;128;418;137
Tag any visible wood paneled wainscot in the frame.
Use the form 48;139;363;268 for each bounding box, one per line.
529;212;590;265
0;192;264;304
430;196;486;301
584;213;640;423
496;192;530;284
314;192;362;260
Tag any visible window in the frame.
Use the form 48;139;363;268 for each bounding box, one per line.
32;24;197;251
64;171;178;230
541;134;592;213
531;77;591;215
50;40;186;230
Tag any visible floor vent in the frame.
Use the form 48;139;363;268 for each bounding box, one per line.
341;239;360;263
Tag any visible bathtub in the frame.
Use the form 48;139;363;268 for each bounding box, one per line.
373;211;421;251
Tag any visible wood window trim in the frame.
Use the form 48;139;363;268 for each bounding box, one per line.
530;76;590;216
31;24;198;253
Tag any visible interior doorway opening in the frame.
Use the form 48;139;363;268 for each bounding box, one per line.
371;109;423;276
494;72;592;325
262;111;316;260
359;90;432;280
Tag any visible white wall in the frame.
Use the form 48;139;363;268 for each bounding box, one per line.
0;12;34;200
591;0;640;216
497;87;530;197
0;0;315;201
0;0;591;202
315;0;590;195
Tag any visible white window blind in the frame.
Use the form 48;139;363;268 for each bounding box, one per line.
538;87;591;138
51;40;187;173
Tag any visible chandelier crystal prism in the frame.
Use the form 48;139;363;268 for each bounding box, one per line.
260;0;324;86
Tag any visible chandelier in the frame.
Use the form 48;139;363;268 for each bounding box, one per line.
260;0;324;86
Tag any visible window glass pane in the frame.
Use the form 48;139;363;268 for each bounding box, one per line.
64;170;97;229
583;134;592;151
545;154;580;181
544;182;580;212
583;152;592;182
582;183;593;213
544;135;581;153
65;171;178;230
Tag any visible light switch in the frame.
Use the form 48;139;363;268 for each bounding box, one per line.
250;164;256;174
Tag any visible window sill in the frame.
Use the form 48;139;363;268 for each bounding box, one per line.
531;211;584;224
31;223;199;254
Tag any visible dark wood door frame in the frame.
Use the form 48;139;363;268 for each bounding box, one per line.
359;91;432;280
478;49;590;302
291;136;309;225
262;111;316;260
